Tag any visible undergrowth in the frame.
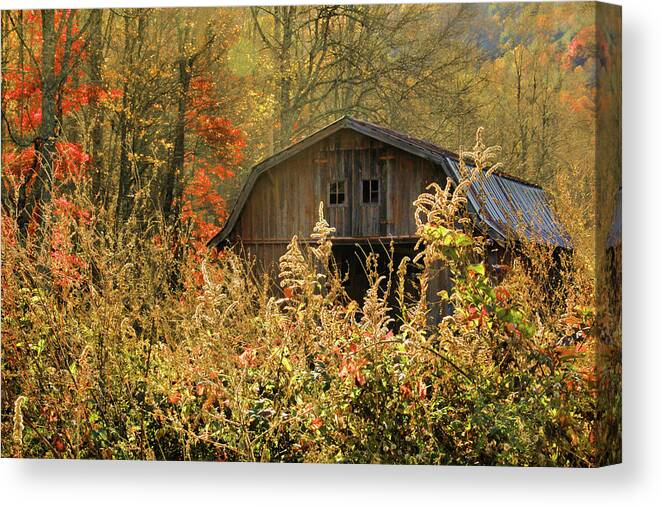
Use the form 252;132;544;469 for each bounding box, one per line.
1;131;619;465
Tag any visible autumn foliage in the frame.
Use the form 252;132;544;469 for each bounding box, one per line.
1;128;619;465
1;5;620;465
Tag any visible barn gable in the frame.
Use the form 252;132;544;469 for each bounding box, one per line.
207;116;570;250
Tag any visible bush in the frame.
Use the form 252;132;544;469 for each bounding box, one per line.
1;132;607;465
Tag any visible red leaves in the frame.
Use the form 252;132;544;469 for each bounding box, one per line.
2;68;41;102
416;379;428;400
2;11;100;137
50;223;87;290
400;379;427;401
504;322;522;339
193;115;245;159
53;197;92;225
179;70;246;249
466;305;489;327
181;75;244;249
2;146;37;178
338;353;367;387
47;197;93;290
53;142;91;181
565;26;597;69
495;286;511;304
3;142;90;184
53;436;66;453
186;74;246;165
310;417;324;431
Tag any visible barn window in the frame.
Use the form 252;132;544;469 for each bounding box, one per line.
329;180;346;205
362;179;379;204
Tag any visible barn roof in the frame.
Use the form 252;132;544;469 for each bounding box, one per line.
207;116;571;249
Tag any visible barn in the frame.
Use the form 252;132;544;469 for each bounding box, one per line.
207;116;569;306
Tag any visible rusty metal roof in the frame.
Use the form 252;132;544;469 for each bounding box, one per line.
442;157;571;248
208;116;571;249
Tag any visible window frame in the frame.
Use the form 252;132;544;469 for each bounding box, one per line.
328;179;346;207
362;178;380;205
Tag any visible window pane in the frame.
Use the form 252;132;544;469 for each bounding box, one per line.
330;180;345;205
363;179;379;203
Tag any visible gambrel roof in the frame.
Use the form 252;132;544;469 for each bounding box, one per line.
208;116;571;249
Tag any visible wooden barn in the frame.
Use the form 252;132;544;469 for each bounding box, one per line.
207;116;569;306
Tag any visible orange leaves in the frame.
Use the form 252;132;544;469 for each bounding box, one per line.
338;353;367;387
238;347;257;368
554;342;588;360
560;315;583;328
310;417;323;431
400;379;428;401
187;74;246;165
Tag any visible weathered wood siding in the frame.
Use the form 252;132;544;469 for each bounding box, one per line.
231;129;445;272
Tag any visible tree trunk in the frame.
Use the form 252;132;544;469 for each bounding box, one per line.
115;16;135;225
275;6;295;149
88;9;105;203
163;24;192;225
18;10;57;239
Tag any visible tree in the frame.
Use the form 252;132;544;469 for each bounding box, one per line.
249;4;483;150
2;10;94;239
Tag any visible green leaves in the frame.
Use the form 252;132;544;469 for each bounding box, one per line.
467;263;486;276
424;224;473;248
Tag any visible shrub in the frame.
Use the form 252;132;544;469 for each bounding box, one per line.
1;131;608;465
